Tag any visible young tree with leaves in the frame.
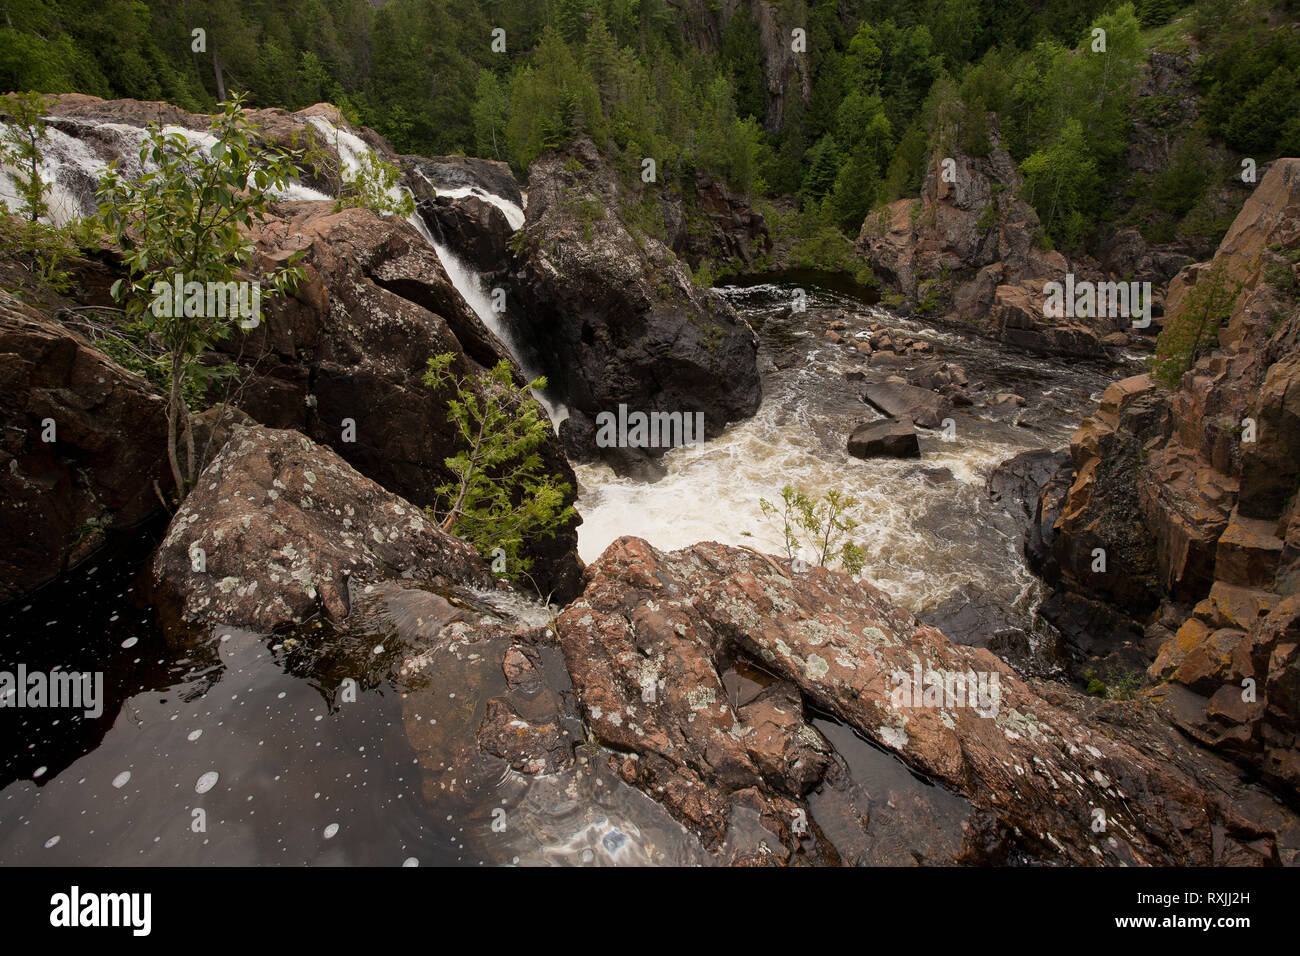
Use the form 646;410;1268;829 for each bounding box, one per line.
423;353;575;587
97;94;306;501
0;91;53;223
759;485;867;575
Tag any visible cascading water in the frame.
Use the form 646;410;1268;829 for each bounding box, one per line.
0;108;560;423
303;115;562;424
403;168;566;424
573;281;1121;671
0;107;1129;866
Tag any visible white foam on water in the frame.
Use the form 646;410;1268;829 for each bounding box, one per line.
574;418;1031;610
432;183;524;230
0;119;111;224
572;284;1103;618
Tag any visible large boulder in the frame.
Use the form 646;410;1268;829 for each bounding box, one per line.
150;424;493;631
861;381;950;428
846;418;920;459
509;137;761;475
416;193;513;275
556;537;1283;864
236;202;583;599
0;291;169;603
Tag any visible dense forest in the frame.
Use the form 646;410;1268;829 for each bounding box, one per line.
3;0;1298;267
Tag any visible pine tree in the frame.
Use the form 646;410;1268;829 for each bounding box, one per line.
423;353;575;586
1148;262;1241;389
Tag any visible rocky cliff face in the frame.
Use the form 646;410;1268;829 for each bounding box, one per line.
405;154;524;279
1038;158;1300;795
856;119;1136;358
0;97;584;603
237;201;582;599
509;137;762;477
658;171;771;275
0;290;170;602
677;0;810;132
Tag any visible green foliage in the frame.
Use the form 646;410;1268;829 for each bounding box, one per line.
1020;118;1100;250
828;142;881;235
97;94;307;498
1083;666;1147;699
3;0;1295;275
0;91;53;222
337;151;414;218
1197;7;1300;159
799;135;843;208
759;485;867;576
1148;261;1241;388
1016;5;1145;247
298;120;414;218
0;215;81;299
788;199;875;286
422;353;575;585
470;71;509;161
915;277;948;317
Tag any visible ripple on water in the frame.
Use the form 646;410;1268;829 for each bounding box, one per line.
575;282;1113;650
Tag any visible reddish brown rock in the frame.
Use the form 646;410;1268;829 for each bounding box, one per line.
0;292;169;603
150;424;493;630
557;536;1282;864
855;126;1112;357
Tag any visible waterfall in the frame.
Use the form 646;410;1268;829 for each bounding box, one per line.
0;108;563;426
428;183;525;230
0;119;117;225
302;115;563;425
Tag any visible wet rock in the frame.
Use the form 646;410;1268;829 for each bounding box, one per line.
1053;374;1169;608
1026;457;1075;585
416;194;513;275
508;138;761;476
846;418;921;459
478;697;569;775
403;145;524;276
557;537;1282;864
405;154;523;210
241;202;583;599
0;292;169;603
150;424;494;631
738;682;834;796
988;449;1070;521
861;381;950;428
